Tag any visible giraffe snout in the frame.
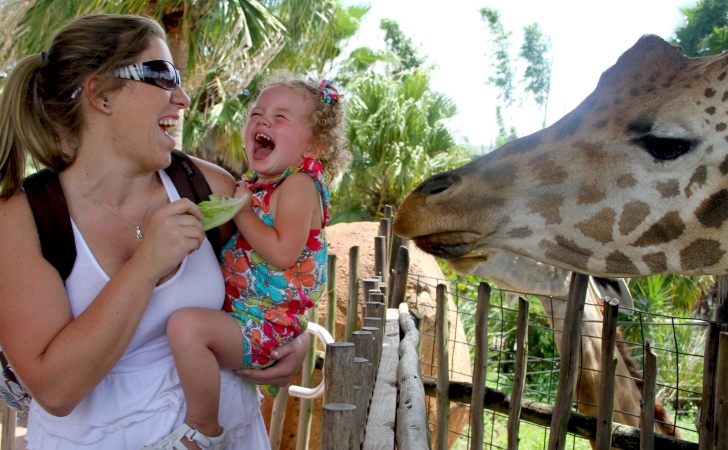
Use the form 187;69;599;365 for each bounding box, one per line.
416;172;460;196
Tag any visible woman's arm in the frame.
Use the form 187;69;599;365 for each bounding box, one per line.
0;192;205;416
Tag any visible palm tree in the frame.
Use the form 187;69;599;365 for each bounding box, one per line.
332;69;470;222
0;0;362;175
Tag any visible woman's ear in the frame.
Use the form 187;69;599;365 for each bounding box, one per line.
84;76;112;115
304;140;325;159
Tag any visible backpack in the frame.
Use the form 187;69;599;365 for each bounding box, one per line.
0;149;225;412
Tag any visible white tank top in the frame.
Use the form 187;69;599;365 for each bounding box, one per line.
25;171;266;449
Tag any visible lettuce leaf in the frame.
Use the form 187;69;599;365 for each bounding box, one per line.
198;194;246;231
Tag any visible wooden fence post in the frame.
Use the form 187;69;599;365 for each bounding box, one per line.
1;404;15;450
435;284;450;450
324;342;355;405
345;246;360;343
295;303;319;450
548;272;589;450
470;282;491;450
320;403;357;450
596;297;620;450
714;332;728;450
390;246;410;308
374;236;387;283
641;341;657;450
268;385;289;450
507;297;529;450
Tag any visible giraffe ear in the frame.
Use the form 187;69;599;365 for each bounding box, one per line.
590;277;635;315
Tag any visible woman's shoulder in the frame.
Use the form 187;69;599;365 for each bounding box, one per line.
188;155;236;197
0;190;35;232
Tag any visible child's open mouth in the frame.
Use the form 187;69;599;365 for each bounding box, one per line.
253;133;275;159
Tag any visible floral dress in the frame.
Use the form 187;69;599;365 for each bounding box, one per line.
221;158;329;368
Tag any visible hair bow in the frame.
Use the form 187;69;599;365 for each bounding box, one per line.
40;51;48;63
310;77;339;104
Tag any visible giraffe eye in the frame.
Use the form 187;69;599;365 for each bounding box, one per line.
631;135;697;161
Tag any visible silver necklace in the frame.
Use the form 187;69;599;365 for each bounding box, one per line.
78;174;155;243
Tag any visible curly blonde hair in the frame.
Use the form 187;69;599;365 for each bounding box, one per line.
250;71;351;182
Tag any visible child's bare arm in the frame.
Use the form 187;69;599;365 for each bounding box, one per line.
233;173;320;269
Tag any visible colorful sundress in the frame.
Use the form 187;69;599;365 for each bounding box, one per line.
221;158;329;368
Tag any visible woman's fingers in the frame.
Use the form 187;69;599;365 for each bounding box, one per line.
235;334;310;386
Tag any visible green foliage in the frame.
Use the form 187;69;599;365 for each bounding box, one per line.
331;69;469;222
380;18;426;72
672;0;728;56
480;7;552;145
520;23;551;112
480;7;514;106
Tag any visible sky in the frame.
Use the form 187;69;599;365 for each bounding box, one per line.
342;0;693;151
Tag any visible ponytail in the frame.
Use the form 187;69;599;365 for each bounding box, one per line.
0;54;64;198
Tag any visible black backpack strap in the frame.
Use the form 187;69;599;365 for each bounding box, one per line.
23;169;76;281
165;149;224;257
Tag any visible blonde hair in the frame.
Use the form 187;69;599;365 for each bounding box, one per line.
0;14;166;198
251;71;351;182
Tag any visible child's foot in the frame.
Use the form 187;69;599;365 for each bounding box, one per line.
140;423;226;450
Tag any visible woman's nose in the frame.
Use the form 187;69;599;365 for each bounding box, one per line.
172;85;191;109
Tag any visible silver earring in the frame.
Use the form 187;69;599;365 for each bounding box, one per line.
103;103;110;109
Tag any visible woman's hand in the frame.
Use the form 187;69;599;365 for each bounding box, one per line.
133;198;206;281
235;333;310;386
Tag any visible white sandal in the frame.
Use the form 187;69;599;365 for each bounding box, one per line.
141;423;226;450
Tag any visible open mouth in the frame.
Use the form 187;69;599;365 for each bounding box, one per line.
158;118;178;135
253;133;275;159
412;232;480;259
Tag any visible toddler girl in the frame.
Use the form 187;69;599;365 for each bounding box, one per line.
144;72;350;450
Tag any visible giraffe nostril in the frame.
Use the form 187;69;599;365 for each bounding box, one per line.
417;173;460;196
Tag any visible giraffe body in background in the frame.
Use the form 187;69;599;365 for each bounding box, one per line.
451;251;679;442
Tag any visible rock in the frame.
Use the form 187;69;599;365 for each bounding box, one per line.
260;221;472;449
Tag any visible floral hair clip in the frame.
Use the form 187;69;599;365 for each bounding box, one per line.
309;77;339;104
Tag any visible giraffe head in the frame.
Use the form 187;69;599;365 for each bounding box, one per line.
393;35;728;277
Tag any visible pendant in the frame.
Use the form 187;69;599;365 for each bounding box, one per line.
136;226;143;243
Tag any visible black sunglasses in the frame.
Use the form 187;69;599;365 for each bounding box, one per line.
115;60;181;90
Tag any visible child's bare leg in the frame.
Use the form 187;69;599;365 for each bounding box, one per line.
167;308;244;447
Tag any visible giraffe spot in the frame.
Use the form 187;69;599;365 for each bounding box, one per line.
717;123;727;132
707;145;715;154
720;154;728;175
540;236;593;271
531;158;569;186
619;201;651;235
685;166;707;198
695;189;728;228
575;207;615;243
577;182;607;205
643;252;668;273
719;72;727;81
528;195;564;225
606;251;640;275
706;106;717;115
656;179;680;198
705;87;716;98
627;117;653;134
595;119;608;130
684;84;693;89
507;227;532;239
478;163;517;191
629;88;640;97
632;212;686;247
616;174;638;188
573;141;606;164
723;91;728;102
680;239;725;271
552;112;583;140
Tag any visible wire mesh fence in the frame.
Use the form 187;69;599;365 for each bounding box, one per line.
406;272;707;449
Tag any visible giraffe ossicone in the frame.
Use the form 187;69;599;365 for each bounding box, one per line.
394;34;728;277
